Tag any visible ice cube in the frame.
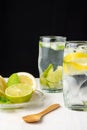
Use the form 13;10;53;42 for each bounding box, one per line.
79;80;87;102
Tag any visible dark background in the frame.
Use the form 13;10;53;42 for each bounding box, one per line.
1;0;87;77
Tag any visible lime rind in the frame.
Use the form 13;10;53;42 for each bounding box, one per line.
0;97;11;104
5;83;33;103
51;42;65;50
40;64;53;87
39;42;50;48
39;42;65;50
0;72;37;104
7;73;20;87
47;66;62;83
40;64;63;89
47;80;62;89
42;64;53;77
47;66;62;88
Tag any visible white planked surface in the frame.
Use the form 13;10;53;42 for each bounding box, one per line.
0;79;87;130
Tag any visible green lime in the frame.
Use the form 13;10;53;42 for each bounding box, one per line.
40;64;63;89
7;73;20;87
17;72;37;91
42;64;53;77
5;83;33;103
40;64;53;86
51;42;65;50
39;42;50;48
0;97;11;104
47;66;62;83
47;66;62;88
39;42;65;50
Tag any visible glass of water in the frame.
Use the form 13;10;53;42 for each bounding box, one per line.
63;41;87;110
38;36;66;92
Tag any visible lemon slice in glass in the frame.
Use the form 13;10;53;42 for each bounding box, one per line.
64;52;87;75
64;52;87;62
5;83;33;103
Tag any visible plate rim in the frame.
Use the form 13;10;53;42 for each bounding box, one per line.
0;89;44;109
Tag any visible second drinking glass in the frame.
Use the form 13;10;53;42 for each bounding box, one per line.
38;36;66;92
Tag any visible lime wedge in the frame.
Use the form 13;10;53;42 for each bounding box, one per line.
7;73;20;87
5;83;33;103
40;64;53;86
47;66;62;88
47;66;62;82
39;42;65;50
40;64;62;89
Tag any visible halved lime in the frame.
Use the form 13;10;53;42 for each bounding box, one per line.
5;83;33;103
17;72;37;91
7;73;20;87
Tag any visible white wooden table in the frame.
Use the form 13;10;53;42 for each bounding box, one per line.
0;79;87;130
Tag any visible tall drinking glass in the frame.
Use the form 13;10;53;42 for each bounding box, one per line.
63;41;87;110
38;36;66;92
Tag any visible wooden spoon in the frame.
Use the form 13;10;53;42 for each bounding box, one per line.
22;104;60;123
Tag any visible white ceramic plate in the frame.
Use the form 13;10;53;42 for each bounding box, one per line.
0;90;44;109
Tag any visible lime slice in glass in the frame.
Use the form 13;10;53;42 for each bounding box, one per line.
47;66;63;88
51;42;65;50
40;64;53;87
39;42;50;48
5;83;33;103
40;64;63;89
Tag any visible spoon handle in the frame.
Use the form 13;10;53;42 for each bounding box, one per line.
39;104;60;116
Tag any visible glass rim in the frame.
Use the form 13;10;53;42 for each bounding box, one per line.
40;36;66;39
66;41;87;43
39;36;66;42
